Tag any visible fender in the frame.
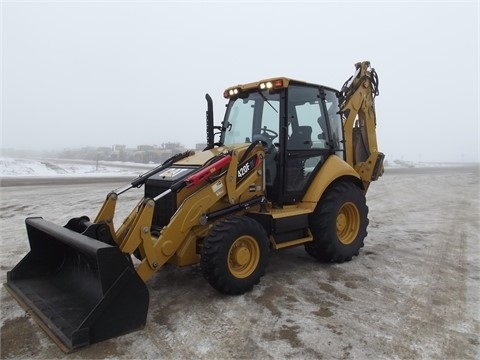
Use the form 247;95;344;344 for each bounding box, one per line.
299;155;362;212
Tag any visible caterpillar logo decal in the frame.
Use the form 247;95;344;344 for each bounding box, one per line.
237;154;259;182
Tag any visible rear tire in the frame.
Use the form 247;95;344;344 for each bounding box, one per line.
201;216;269;295
305;181;368;262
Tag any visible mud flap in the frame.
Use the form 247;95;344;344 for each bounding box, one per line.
4;217;149;352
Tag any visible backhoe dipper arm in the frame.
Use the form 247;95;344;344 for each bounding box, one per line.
339;61;384;189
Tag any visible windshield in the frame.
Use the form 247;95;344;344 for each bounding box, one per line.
222;91;280;146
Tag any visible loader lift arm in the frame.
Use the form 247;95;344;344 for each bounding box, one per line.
115;152;234;281
95;146;265;282
339;61;384;189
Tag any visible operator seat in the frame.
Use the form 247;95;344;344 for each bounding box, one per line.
285;125;313;194
289;126;312;149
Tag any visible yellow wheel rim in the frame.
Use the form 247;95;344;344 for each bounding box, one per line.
228;236;260;279
336;202;360;245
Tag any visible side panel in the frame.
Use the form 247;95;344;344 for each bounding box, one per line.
298;155;361;211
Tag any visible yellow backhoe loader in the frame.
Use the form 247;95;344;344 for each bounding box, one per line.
5;61;384;352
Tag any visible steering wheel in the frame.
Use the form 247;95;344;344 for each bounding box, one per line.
253;126;278;146
262;127;278;142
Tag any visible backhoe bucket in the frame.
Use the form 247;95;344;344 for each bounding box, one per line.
4;217;149;352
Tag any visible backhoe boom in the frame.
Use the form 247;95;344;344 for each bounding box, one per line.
339;61;384;189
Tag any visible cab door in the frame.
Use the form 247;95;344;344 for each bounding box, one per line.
282;85;333;203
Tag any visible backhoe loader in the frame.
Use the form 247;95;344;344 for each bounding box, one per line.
5;61;384;352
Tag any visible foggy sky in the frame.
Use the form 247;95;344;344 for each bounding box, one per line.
1;1;479;162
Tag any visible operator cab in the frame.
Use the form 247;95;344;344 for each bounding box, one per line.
220;78;344;206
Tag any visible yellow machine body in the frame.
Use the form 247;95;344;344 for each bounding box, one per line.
5;61;383;351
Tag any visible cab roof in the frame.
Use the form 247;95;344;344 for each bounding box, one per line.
223;77;337;99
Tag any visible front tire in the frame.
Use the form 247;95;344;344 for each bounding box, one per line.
305;181;368;262
201;216;269;295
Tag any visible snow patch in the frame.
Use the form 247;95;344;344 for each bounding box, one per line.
0;157;148;177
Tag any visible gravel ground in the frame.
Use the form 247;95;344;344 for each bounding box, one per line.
1;165;479;359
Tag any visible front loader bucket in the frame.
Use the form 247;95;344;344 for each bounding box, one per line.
4;217;149;352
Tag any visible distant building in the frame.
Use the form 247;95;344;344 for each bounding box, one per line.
112;144;126;151
58;141;191;164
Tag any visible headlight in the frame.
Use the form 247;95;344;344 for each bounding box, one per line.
259;82;273;90
224;87;240;98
